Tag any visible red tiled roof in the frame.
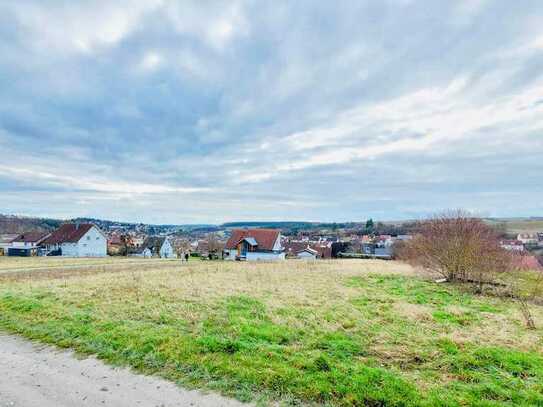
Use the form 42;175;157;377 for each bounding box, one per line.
501;240;523;246
284;241;332;258
284;241;307;253
0;234;19;244
225;229;280;251
11;231;49;243
108;234;123;245
42;223;96;245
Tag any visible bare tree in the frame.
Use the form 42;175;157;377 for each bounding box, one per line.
206;233;223;257
398;210;513;289
120;234;133;257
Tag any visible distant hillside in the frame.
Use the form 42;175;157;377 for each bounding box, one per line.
484;218;543;235
0;214;62;234
0;214;217;235
221;221;318;229
220;221;375;235
2;214;540;236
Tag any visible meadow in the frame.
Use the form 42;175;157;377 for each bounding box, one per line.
485;218;543;235
0;258;542;406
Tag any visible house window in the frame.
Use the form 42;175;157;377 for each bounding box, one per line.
87;236;91;241
83;244;87;247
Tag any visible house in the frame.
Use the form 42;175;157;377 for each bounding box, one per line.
311;242;333;259
7;231;50;256
517;233;539;245
0;234;19;256
107;233;123;255
296;247;318;260
41;223;107;257
107;233;134;256
283;240;332;259
224;229;285;261
500;239;525;252
130;236;175;258
108;233;123;247
361;241;393;259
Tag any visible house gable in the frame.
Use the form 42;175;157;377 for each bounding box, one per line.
225;229;282;252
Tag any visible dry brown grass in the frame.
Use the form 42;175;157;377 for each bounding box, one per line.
0;256;177;271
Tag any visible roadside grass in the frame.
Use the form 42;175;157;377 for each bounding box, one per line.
0;259;542;406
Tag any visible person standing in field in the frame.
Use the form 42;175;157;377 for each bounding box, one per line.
185;253;189;262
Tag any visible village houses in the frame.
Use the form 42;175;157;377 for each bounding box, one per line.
130;236;176;258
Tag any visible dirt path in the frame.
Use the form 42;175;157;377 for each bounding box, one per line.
0;334;249;407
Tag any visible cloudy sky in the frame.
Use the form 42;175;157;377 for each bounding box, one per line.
0;1;542;224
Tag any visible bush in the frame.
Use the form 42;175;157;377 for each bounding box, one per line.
398;210;512;289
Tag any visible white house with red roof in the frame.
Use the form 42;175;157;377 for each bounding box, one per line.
41;223;107;257
224;229;285;261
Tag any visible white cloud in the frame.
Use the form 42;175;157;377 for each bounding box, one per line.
164;1;249;50
0;164;210;196
9;1;161;54
139;51;163;71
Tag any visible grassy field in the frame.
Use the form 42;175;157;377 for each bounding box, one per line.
0;256;179;271
0;258;542;406
485;218;543;235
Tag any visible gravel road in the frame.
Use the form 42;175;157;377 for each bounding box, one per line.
0;334;248;407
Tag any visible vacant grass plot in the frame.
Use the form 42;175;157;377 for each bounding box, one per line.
503;220;543;234
0;259;542;406
0;257;182;282
0;256;179;272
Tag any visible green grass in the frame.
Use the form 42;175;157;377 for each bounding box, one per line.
0;259;542;406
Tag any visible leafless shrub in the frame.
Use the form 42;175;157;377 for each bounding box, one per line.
398;210;543;328
398;210;513;290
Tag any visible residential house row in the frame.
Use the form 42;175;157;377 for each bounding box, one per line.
0;223;107;257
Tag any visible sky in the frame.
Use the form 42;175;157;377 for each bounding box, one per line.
0;1;542;224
